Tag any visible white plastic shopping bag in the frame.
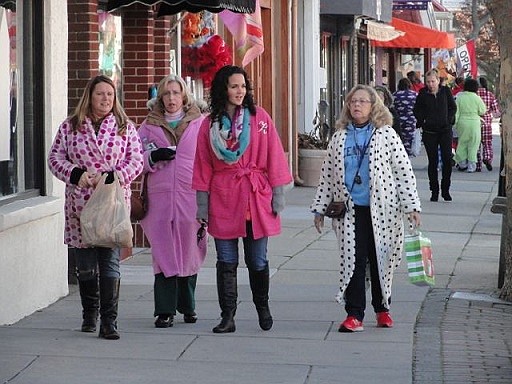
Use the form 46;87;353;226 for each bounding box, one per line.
411;129;422;157
80;173;133;248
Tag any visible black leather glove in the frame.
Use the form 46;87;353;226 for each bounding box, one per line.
150;147;176;163
102;171;115;184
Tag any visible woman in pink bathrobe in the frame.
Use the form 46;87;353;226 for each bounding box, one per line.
192;65;292;333
48;75;143;340
138;75;206;328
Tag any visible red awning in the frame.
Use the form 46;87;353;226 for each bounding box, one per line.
372;17;455;49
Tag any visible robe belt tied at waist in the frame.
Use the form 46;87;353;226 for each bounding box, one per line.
231;165;265;192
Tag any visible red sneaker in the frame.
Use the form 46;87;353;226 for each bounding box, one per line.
376;312;393;328
338;316;364;332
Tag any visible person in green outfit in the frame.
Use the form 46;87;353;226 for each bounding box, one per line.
453;78;486;173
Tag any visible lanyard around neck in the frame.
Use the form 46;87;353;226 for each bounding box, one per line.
349;127;374;192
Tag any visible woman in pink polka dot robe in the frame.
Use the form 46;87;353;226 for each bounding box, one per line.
48;75;143;340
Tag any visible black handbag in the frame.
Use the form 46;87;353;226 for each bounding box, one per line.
325;201;346;219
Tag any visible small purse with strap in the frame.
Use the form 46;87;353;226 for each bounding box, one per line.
325;201;346;219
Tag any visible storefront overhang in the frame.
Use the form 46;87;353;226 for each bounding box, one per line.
365;19;405;42
106;0;256;14
372;17;455;49
320;0;392;23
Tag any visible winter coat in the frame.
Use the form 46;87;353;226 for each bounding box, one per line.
192;106;292;240
47;113;143;248
311;123;421;308
138;105;207;277
413;85;457;133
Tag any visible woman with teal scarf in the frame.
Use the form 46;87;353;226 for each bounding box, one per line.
193;65;292;334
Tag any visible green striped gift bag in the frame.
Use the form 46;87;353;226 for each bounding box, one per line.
404;231;435;286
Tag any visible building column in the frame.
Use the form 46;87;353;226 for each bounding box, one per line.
153;17;171;83
122;4;155;125
67;0;100;114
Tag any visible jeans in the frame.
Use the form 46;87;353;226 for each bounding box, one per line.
214;222;268;271
74;247;120;281
344;206;388;321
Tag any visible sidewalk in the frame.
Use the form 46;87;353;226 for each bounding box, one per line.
1;133;511;383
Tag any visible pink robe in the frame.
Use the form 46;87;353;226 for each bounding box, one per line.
47;114;143;248
192;106;292;240
138;116;207;277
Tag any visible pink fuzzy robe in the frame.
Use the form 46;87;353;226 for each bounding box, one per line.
192;106;292;240
138;115;207;277
47;114;143;248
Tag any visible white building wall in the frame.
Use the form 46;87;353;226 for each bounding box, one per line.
298;0;321;134
0;0;68;325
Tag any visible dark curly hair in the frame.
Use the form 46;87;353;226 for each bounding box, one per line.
209;65;257;122
478;76;488;91
463;78;479;93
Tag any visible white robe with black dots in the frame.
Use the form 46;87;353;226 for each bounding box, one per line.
311;125;421;309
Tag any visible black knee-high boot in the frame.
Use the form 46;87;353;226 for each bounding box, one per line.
98;277;120;340
78;277;99;332
249;265;273;331
212;262;238;333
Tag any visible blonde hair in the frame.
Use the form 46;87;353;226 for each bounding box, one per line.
336;84;392;130
152;74;194;113
69;75;130;135
425;68;440;80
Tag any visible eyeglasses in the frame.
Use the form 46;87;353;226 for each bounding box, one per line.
349;99;372;105
197;222;207;245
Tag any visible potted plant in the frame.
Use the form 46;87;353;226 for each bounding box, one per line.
298;105;334;186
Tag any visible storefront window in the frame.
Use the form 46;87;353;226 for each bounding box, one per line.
0;1;45;203
99;12;122;101
0;6;17;197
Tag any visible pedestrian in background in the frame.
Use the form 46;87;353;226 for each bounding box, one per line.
393;78;417;156
413;68;457;202
476;77;501;171
453;78;486;173
375;85;401;138
407;70;425;93
311;84;421;333
451;76;465;97
138;75;207;328
48;75;143;340
192;65;292;333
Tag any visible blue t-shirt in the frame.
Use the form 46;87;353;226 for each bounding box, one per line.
344;123;373;206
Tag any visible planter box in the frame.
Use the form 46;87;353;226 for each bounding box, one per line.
298;148;327;187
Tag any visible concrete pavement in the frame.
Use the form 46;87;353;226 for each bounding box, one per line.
1;132;511;383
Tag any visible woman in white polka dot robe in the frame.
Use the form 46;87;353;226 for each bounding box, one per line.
311;85;421;333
